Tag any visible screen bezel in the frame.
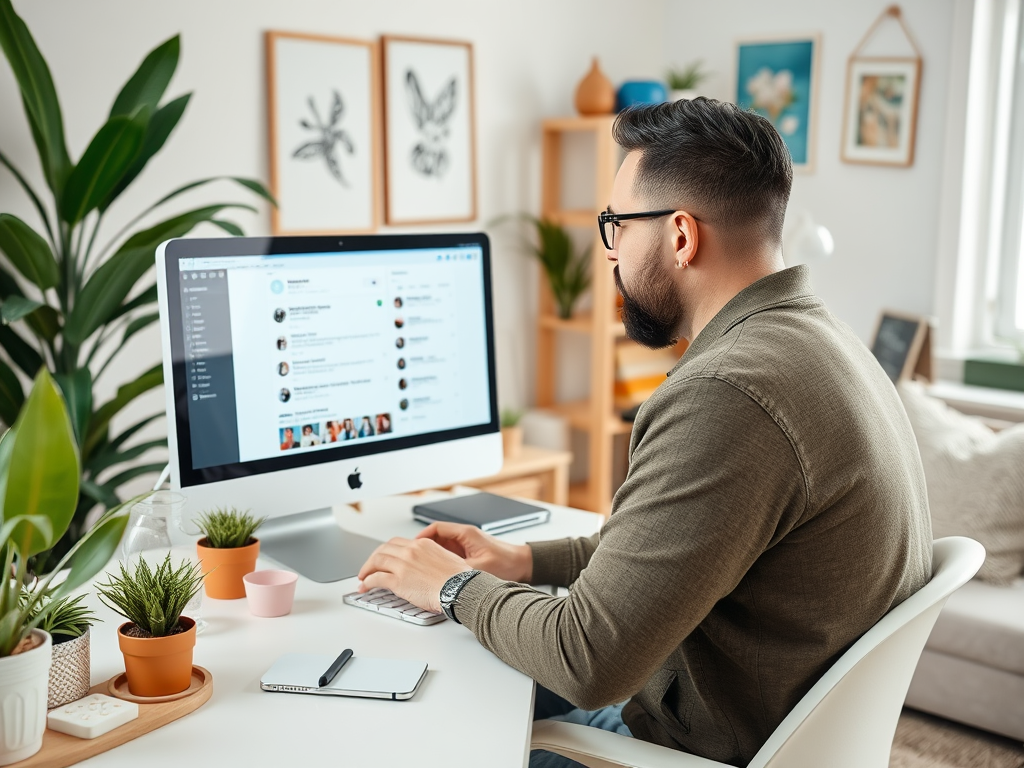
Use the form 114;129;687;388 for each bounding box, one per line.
163;233;498;489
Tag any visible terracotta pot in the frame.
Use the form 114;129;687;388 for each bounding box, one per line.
0;630;50;765
574;58;615;116
117;617;196;697
501;426;523;460
197;537;259;599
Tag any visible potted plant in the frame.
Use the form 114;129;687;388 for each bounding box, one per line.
500;408;525;460
95;554;204;697
0;0;275;571
0;369;131;764
666;60;710;101
195;508;267;599
25;593;96;709
521;216;591;320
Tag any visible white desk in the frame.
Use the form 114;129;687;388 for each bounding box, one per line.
80;492;602;767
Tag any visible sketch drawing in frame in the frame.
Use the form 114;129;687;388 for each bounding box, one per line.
735;35;819;172
266;31;380;234
841;58;921;166
382;35;477;225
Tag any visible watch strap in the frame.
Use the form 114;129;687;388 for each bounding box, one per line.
440;569;481;624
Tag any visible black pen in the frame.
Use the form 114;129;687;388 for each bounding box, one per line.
319;649;354;688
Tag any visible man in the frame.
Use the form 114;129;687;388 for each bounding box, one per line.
357;98;932;766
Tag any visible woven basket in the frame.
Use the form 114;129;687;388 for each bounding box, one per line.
47;629;90;709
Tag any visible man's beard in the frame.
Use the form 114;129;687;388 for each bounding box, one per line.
614;263;682;349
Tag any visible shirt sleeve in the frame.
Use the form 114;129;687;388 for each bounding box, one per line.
527;533;600;588
454;375;807;710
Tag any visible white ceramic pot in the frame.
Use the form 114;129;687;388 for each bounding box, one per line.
671;89;699;102
0;630;52;765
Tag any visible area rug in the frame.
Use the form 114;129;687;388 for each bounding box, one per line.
891;709;1024;768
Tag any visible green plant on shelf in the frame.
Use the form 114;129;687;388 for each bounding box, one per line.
195;507;266;549
500;407;524;428
522;216;591;320
0;0;276;570
666;61;710;91
95;553;204;638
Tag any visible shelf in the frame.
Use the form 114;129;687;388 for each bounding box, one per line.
542;115;617;133
539;312;627;337
546;400;633;436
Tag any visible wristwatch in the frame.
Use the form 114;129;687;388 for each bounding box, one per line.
439;569;481;624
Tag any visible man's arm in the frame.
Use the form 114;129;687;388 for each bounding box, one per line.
453;376;807;710
528;533;600;588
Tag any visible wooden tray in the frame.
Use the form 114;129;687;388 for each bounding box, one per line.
20;666;212;768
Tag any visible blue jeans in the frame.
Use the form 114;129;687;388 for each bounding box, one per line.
530;687;633;768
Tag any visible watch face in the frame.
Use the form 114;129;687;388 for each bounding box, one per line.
441;574;466;601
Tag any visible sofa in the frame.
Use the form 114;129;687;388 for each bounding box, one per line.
900;382;1024;741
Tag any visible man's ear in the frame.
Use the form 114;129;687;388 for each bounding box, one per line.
671;212;699;269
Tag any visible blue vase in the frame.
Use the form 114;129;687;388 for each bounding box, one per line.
616;80;668;111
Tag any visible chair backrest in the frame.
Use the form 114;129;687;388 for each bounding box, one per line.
749;536;985;768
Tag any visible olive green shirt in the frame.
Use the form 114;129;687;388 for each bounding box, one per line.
456;266;932;766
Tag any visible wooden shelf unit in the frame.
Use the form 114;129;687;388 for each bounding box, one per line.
535;115;627;515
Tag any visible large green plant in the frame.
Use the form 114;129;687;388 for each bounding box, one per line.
521;216;590;320
0;2;274;566
0;368;131;657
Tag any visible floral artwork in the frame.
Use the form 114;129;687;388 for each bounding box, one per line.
736;38;818;170
841;58;920;166
266;32;380;234
405;71;458;178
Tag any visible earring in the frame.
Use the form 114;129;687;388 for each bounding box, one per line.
676;259;689;269
675;260;683;269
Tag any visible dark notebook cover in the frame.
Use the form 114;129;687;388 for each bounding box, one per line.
412;493;550;532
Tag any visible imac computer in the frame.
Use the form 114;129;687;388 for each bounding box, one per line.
155;233;502;581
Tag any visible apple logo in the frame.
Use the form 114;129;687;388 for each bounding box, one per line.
347;468;362;490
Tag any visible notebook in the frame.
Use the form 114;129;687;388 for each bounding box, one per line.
412;493;550;534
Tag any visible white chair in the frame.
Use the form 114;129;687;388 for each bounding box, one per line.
531;536;986;768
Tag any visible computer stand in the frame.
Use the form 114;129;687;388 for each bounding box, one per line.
258;507;382;583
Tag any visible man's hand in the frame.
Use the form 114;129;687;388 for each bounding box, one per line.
357;537;469;614
416;522;533;583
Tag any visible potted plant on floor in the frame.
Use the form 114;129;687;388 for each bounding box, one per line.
95;554;204;697
0;369;131;765
25;593;96;709
195;508;267;599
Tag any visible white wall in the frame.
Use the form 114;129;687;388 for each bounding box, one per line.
0;0;666;489
666;0;958;342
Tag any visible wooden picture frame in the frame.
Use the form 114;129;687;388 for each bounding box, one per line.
266;31;381;234
870;310;934;383
735;34;820;172
381;35;477;225
841;57;921;166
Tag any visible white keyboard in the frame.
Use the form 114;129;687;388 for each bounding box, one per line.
343;587;446;626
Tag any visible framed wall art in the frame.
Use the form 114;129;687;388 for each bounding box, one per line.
381;36;477;225
841;7;923;167
735;35;819;172
266;31;381;234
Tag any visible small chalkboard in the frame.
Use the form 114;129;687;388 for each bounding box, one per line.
870;311;933;383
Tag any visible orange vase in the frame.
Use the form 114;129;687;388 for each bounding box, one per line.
197;538;260;599
574;58;615;116
117;617;196;697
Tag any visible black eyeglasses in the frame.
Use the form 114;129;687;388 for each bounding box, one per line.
597;209;677;250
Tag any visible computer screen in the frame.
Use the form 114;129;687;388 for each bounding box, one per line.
156;234;503;580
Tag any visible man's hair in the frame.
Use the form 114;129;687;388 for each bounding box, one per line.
612;98;793;243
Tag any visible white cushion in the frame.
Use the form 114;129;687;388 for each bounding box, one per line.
925;576;1024;674
898;381;1024;585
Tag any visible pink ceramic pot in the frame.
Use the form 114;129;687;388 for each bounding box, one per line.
243;570;299;617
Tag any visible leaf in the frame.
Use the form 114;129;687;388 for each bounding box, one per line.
0;264;22;299
0;359;23;427
83;364;162;457
0;213;59;289
54;368;91;445
102;412;162;453
101;93;191;211
146;175;278;213
110;283;157;322
94;461;165;493
5;514;52;561
109;36;179;118
209;219;243;237
85;438;165;477
293;141;325;159
0;0;71;197
48;510;129;599
23;304;60;342
0;148;54;244
0;324;43;377
66;204;253;344
122;312;159;345
60;112;147;226
0;295;42;325
3;369;80;557
79;479;118;509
